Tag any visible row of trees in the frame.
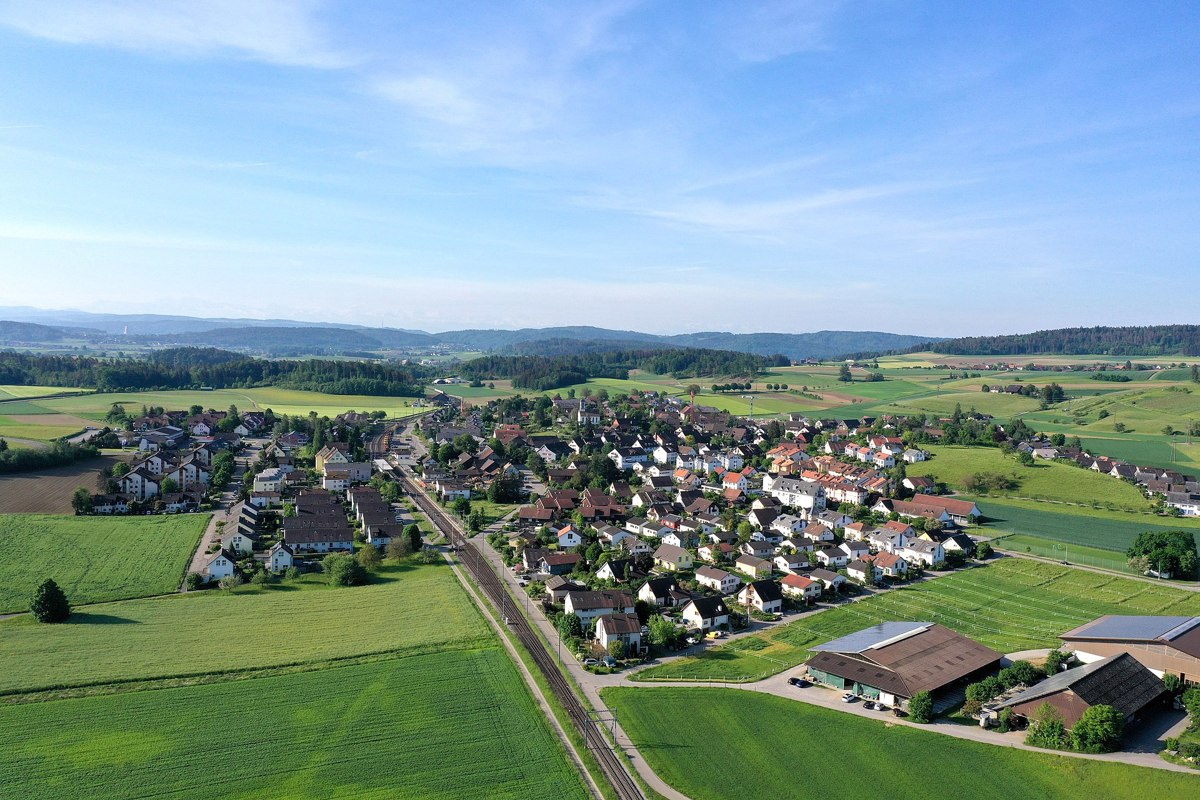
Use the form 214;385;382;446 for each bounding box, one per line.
0;348;424;396
457;347;780;391
0;438;101;475
926;325;1200;356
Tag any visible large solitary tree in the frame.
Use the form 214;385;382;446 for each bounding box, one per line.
30;578;71;623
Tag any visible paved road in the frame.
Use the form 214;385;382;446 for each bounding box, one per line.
182;443;253;585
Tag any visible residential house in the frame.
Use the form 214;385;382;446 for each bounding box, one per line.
734;554;772;579
638;577;688;608
738;580;783;614
781;574;822;603
681;596;731;632
595;613;643;654
203;549;237;582
267;542;294;572
695;565;741;594
563;590;635;626
653;543;694;572
539;552;583;576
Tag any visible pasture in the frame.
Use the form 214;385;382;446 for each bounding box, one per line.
991;534;1135;573
604;688;1199;800
633;559;1200;682
0;514;207;613
0;561;489;694
976;496;1200;553
907;445;1153;511
0;414;85;442
0;648;590;800
0;456;124;513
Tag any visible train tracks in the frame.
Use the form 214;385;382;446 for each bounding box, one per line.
395;467;644;800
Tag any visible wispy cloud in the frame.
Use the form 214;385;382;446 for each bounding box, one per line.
0;0;349;68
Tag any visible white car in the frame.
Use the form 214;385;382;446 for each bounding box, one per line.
841;692;856;703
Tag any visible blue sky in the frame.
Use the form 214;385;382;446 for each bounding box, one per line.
0;1;1197;336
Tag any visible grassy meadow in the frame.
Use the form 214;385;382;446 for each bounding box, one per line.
0;515;208;613
0;562;489;694
633;559;1200;682
909;445;1154;510
0;648;590;800
605;688;1199;800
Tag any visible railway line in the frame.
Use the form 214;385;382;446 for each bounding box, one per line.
383;430;643;800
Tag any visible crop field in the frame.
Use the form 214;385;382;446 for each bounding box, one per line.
37;387;430;420
0;385;86;398
0;414;84;442
0;456;126;513
604;688;1198;800
633;559;1200;682
976;496;1200;553
0;514;208;614
866;390;1044;418
908;445;1153;510
0;562;490;694
0;648;590;800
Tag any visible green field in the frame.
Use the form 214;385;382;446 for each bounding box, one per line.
0;415;83;441
991;534;1135;573
0;385;86;398
909;445;1153;511
0;514;208;613
0;562;489;694
0;648;589;800
605;688;1199;800
38;387;430;420
633;559;1200;682
977;496;1200;553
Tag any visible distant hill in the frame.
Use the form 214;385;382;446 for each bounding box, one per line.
0;307;938;361
926;325;1200;357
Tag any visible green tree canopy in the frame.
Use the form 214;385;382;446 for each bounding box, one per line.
30;578;71;623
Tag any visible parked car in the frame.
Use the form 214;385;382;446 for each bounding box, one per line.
863;700;875;710
602;656;617;667
583;658;599;667
787;677;810;688
841;692;857;703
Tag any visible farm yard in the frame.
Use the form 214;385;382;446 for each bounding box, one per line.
0;648;590;800
633;559;1200;683
0;514;207;614
604;688;1199;800
0;562;488;694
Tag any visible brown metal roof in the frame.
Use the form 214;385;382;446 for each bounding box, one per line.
808;623;1001;697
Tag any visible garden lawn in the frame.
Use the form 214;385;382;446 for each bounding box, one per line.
908;445;1153;511
976;496;1200;553
633;559;1200;682
0;561;489;694
0;514;208;613
0;648;589;800
604;687;1199;800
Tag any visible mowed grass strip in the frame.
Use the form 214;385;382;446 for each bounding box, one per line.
0;514;208;613
604;688;1199;800
0;648;590;800
633;559;1200;682
0;562;489;694
908;445;1153;510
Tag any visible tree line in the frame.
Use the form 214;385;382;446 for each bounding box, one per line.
923;325;1200;357
0;348;424;396
457;347;782;391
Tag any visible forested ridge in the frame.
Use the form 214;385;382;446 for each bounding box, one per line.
0;348;424;396
458;348;786;390
926;326;1200;357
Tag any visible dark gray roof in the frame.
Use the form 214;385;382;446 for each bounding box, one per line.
1061;615;1196;641
991;653;1164;720
812;622;930;654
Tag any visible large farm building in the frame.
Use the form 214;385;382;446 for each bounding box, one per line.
804;622;1002;709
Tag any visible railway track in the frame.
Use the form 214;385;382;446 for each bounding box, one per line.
393;464;644;800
